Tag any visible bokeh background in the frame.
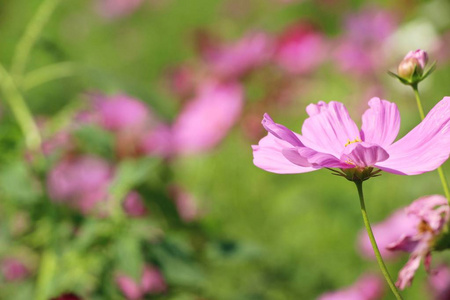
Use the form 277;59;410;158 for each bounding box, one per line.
0;0;449;299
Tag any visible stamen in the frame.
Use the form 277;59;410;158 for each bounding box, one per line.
344;138;362;147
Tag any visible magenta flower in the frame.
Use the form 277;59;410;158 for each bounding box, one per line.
252;97;450;178
384;195;449;289
172;81;243;155
202;32;272;79
123;191;148;218
47;156;113;213
92;94;151;132
333;8;397;75
429;265;450;300
139;124;173;158
274;22;326;75
318;274;384;300
116;265;166;299
358;209;418;260
1;258;29;282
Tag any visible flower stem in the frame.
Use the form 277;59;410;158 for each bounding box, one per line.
412;85;450;202
11;0;61;81
355;181;403;300
0;63;41;151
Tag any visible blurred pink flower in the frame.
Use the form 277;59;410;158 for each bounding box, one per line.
358;210;418;260
96;0;144;19
141;266;167;293
203;32;272;79
334;8;397;75
123;191;148;217
47;156;113;213
1;258;29;282
429;265;450;300
170;186;200;222
253;97;450;175
92;94;151;132
116;265;166;299
172;81;243;155
318;274;384;300
139;124;173;158
386;195;449;289
274;22;326;74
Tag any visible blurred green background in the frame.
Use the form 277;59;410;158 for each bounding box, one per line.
0;0;449;299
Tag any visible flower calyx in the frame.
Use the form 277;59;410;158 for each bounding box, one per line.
327;167;382;182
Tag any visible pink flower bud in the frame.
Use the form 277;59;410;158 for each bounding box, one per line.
141;266;167;294
397;57;421;79
397;49;429;80
116;274;143;300
404;49;428;70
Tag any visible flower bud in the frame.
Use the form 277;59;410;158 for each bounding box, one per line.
397;57;421;80
404;49;428;70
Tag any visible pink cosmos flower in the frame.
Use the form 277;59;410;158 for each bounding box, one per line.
202;32;272;79
92;94;151;132
358;209;418;260
1;258;29;282
116;265;166;299
386;195;449;289
429;265;450;300
318;274;384;300
47;156;113;213
123;191;148;218
96;0;144;19
274;22;326;75
252;97;450;176
172;81;243;155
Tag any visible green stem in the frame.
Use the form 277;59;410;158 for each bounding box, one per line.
11;0;61;80
34;250;57;300
412;85;450;201
22;62;77;91
0;64;41;151
412;84;425;120
355;181;403;300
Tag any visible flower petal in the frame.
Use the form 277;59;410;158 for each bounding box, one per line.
262;113;303;146
282;147;348;168
301;101;360;156
252;134;316;174
340;142;389;168
376;97;450;175
360;97;400;148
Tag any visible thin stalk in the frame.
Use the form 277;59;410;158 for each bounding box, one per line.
0;63;41;151
11;0;61;80
355;181;403;300
412;85;450;201
22;62;77;91
34;249;57;300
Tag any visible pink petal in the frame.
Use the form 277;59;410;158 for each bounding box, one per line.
284;147;350;168
262;114;303;146
396;254;422;290
360;97;400;148
340;142;389;167
252;134;316;174
301;101;360;157
376;97;450;175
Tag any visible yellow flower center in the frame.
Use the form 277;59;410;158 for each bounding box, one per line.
344;138;362;147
